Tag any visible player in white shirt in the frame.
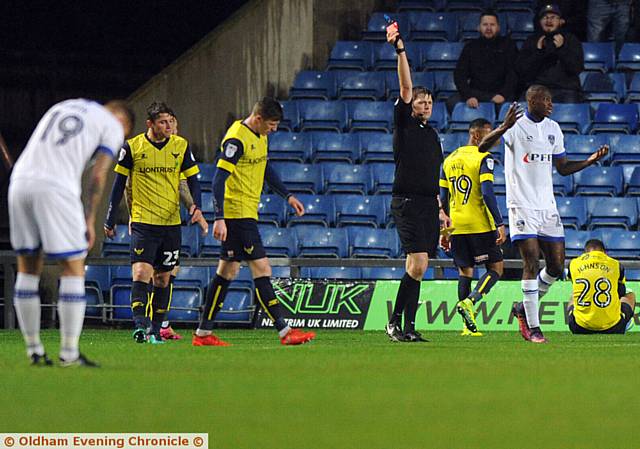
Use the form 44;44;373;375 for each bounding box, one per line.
9;99;133;366
479;86;608;343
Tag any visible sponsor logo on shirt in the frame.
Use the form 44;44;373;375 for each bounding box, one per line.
522;153;552;163
548;134;555;145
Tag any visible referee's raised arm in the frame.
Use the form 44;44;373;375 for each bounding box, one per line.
387;24;412;103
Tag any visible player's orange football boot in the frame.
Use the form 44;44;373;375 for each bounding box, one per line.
192;333;231;346
280;328;316;345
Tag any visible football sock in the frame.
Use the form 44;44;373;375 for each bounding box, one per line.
537;267;558;299
458;275;473;301
254;276;289;334
162;321;170;329
14;273;43;357
522;279;540;328
391;273;419;326
150;285;171;335
131;280;150;329
197;275;230;332
399;274;421;333
58;276;86;361
469;270;500;303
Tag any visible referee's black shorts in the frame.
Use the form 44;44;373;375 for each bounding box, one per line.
391;196;439;256
451;231;503;268
567;303;634;334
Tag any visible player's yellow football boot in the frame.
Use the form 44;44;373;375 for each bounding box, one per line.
456;298;479;334
460;324;483;337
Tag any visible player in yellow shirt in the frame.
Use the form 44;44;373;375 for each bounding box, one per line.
439;116;516;335
192;97;316;346
104;102;206;343
567;239;635;334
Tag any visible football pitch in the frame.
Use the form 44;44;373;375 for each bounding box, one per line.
1;329;638;449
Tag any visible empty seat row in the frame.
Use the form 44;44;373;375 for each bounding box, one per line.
565;229;640;259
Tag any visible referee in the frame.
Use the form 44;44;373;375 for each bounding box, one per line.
385;21;451;342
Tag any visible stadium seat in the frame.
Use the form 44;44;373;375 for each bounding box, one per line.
616;43;640;71
573;166;624;196
200;229;221;258
326;41;373;71
338;72;386;100
363;13;410;42
298;100;348;132
361;266;405;280
408;12;458;41
85;265;111;294
588;197;638;230
348;101;394;132
433;71;457;100
506;12;534;41
497;101;527;124
110;265;132;285
200;191;215;221
110;284;133;320
440;133;464;155
286;194;335;227
494;0;535;12
493;165;506;195
335;195;386;228
259;226;298;257
429;102;449;131
196;163;216;191
310;132;360;163
564;229;603;258
180;225;201;257
85;265;109;320
397;0;443;12
556;197;587;230
564;134;609;165
626;72;640;103
101;226;130;257
582;73;626;104
347;226;399;258
84;285;104;320
257;194;287;227
271;162;323;194
360;132;393;163
421;42;463;70
278;100;299;131
448;102;495;131
295;226;349;258
289;71;337;100
174;266;209;288
370;162;395;194
324;163;373;194
625;166;640;196
215;288;254;324
300;266;363;279
590;103;639;134
446;0;491;12
609;135;640;165
552;169;574;196
496;195;509;226
374;42;422;71
271;266;291;278
582;42;615;72
385;71;434;98
268;132;312;163
167;287;202;322
601;229;640;259
549;103;591;134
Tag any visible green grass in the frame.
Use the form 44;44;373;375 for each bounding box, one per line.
0;329;638;449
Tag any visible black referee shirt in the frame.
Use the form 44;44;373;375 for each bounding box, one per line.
392;98;443;197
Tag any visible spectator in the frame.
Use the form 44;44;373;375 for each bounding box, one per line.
536;0;587;40
587;0;632;51
516;4;584;103
449;10;518;112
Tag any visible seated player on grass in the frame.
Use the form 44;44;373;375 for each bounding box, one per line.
567;239;635;334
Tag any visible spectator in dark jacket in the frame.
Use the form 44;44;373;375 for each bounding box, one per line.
449;10;519;112
516;4;584;103
536;0;587;40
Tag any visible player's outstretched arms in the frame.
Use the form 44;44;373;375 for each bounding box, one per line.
478;102;523;152
554;144;609;176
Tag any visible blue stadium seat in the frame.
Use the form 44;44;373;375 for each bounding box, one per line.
552;168;574;196
370;163;395;194
110;284;133;320
363;12;410;41
626;167;640;196
446;0;491;12
310;132;360;163
196;163;216;192
590;103;639;134
564;135;609;164
616;43;640;71
324;163;373;194
360;132;393;162
582;42;615;72
549;103;591;134
200;229;221;258
289;71;336;100
449;102;495;131
286;194;335;227
259;226;298;257
495;0;535;12
556;197;587;230
624;269;640;280
326;41;373;71
497;101;527;124
338;72;386;100
84;285;104;320
110;265;132;285
440;133;464;155
215;288;254;324
385;71;434;99
573;166;624;196
564;229;603;258
300;266;363;279
85;265;111;294
335;195;386;228
588;197;638;230
348;101;394;132
626;72;640;103
609;135;640;165
347;227;399;258
180;225;201;257
582;73;627;104
429;102;449;131
493;165;506;195
271;266;291;278
361;266;406;280
295;226;349;258
174;266;209;288
257;194;287;227
200;191;215;221
506;12;534;41
166;288;202;322
408;12;458;41
271;162;323;194
433;71;457;100
101;226;130;257
458;12;507;40
278;100;299;131
298;100;348;132
601;229;640;259
268;132;312;163
397;0;443;12
421;42;463;70
373;41;422;71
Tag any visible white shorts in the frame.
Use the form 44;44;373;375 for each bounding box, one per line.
508;207;565;243
8;179;87;259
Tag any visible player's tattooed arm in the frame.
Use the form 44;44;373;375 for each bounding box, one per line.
179;179;195;209
124;176;133;214
478;102;523;152
85;152;113;248
554;145;609;176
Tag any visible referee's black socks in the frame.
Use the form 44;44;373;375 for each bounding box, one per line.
198;274;231;331
391;273;420;329
150;285;171;335
254;276;288;332
131;280;150;330
468;270;500;303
